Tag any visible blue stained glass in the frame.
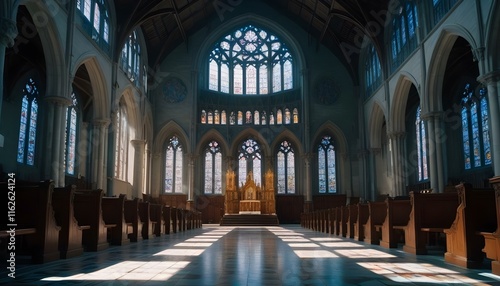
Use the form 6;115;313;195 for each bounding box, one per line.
27;99;38;166
481;97;491;165
277;152;285;194
318;148;326;193
462;107;471;170
17;96;29;163
165;136;182;193
66;108;77;175
471;102;481;167
174;147;183;193
416;108;422;181
318;136;336;193
407;6;415;37
205;152;213;194
421;120;428;180
401;17;407;45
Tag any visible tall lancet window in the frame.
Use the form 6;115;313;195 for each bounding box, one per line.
204;141;223;194
114;105;129;180
415;106;428;181
461;84;491;170
238;139;262;186
165;136;183;193
277;140;295;194
318;135;337;193
65;92;79;175
17;78;40;166
208;25;293;94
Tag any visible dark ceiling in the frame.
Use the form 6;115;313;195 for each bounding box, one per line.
113;0;391;83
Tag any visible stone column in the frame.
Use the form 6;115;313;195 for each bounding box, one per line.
44;96;71;187
78;122;89;179
433;112;445;193
131;139;145;198
303;153;312;213
186;153;196;210
388;132;406;196
478;71;500;176
151;152;162;197
0;16;18;147
369;148;381;201
92;119;110;190
423;114;438;193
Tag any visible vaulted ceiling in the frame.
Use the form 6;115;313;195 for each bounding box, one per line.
113;0;391;84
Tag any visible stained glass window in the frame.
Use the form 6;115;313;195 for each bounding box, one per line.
245;111;252;124
208;25;293;94
221;110;227;125
261;111;267;125
214;110;220;124
390;1;418;71
76;0;110;47
120;30;142;86
277;141;295;194
204;141;222;194
284;108;291;124
415;107;428;181
165;136;183;193
65;92;79;175
365;44;382;96
254;111;260;125
17;78;39;166
293;108;299;123
238;139;262;186
201;110;206;124
269;112;275;125
318;135;336;193
461;83;491;170
277;109;283;125
114;105;129;180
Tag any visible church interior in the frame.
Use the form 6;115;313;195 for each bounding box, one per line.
1;0;500;284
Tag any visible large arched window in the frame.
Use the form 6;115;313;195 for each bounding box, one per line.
415;107;428;181
17;78;40;166
121;30;142;86
208;25;293;95
204;141;223;194
238;138;262;186
114;104;129;180
65;92;79;175
276;140;295;194
461;84;491;170
365;44;382;96
390;1;418;71
76;0;110;51
165;136;183;193
318;135;337;193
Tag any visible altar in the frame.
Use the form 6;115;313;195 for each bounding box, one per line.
223;170;276;215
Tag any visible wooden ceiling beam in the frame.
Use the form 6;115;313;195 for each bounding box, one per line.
171;0;188;50
317;0;335;50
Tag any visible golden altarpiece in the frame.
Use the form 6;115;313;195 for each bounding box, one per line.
224;169;276;215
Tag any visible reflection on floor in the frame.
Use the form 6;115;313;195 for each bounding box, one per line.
3;225;500;285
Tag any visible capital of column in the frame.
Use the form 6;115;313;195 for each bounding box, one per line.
186;153;198;164
0;17;18;47
357;149;369;159
130;139;146;148
421;111;443;121
44;96;72;107
302;153;314;164
387;131;405;140
472;47;485;62
477;70;500;85
93;119;111;128
369;148;382;155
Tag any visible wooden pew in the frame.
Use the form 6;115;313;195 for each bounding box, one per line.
444;183;496;268
150;204;163;236
138;201;154;239
363;201;386;245
124;198;142;242
163;206;171;235
0;180;60;263
171;207;178;233
73;189;111;251
52;185;84;259
381;196;411;249
339;206;349;237
401;192;459;255
102;195;130;245
480;176;500;275
345;204;358;239
354;203;369;241
327;209;335;234
332;207;342;236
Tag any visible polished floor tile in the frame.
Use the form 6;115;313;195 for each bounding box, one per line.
2;225;500;285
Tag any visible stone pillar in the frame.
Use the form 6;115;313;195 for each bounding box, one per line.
478;71;500;176
424;115;438;193
151;152;162;197
388;132;406;196
44;96;71;187
303;153;312;212
369;148;381;201
92;119;110;190
187;153;196;208
433;112;445;193
0;16;18;147
78;122;89;179
131;139;145;198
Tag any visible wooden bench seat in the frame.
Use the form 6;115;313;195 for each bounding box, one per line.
479;176;500;275
73;189;110;251
0;180;60;263
364;201;387;245
380;197;411;249
124;198;142;242
354;203;369;241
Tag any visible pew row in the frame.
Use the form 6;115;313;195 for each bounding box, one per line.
480;176;500;275
444;183;496;268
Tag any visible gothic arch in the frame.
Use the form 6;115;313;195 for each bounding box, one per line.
368;101;387;149
484;0;500;71
231;128;270;158
425;25;479;113
196;130;230;157
270;129;303;155
390;72;420;133
116;87;141;137
153;120;190;154
311;121;348;155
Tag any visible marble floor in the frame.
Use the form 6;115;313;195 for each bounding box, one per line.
3;225;500;285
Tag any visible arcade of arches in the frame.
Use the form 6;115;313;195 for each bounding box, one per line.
1;0;500;226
